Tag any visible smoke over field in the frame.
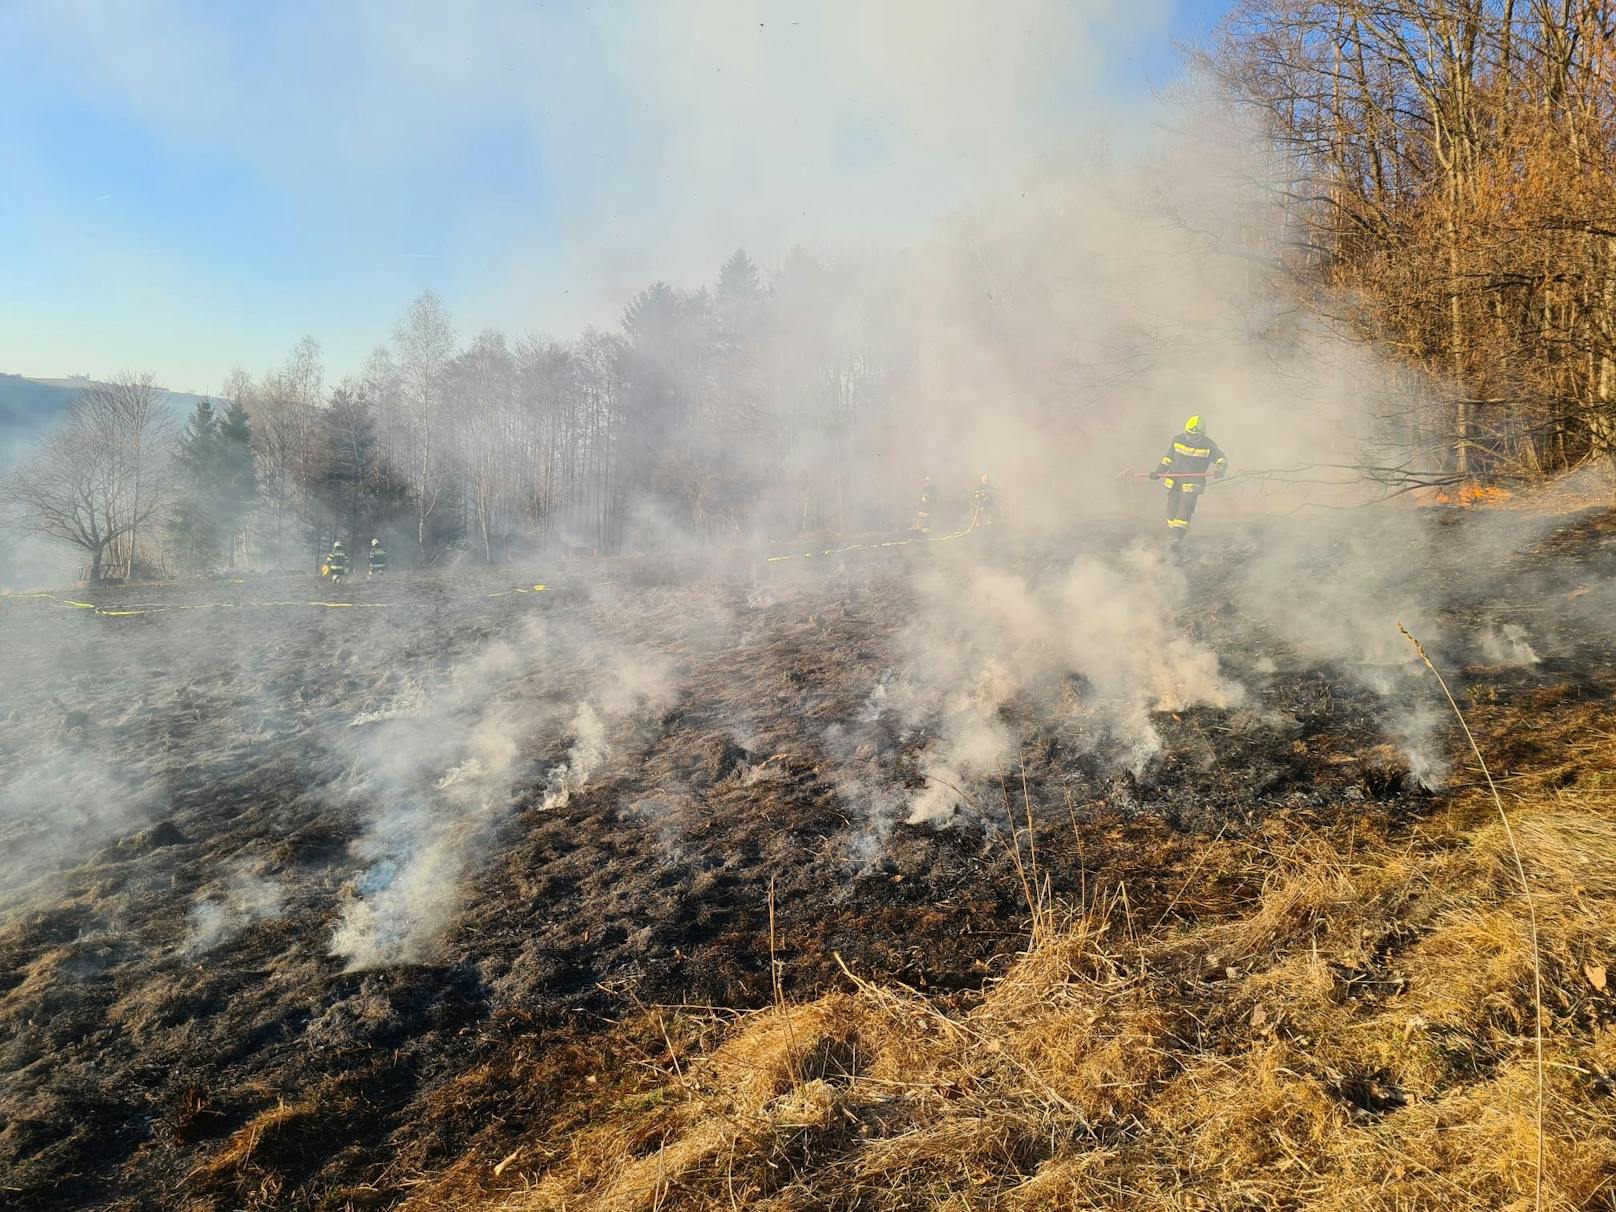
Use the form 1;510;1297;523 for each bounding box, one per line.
8;1;1616;1208
879;544;1245;831
4;506;1616;1207
327;619;675;970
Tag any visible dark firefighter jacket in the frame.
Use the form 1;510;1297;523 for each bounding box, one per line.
369;546;387;572
1158;431;1227;487
327;549;350;575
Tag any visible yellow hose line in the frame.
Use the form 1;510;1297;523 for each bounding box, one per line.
765;519;981;564
10;518;980;616
5;591;439;617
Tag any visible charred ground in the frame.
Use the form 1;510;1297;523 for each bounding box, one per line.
2;509;1614;1210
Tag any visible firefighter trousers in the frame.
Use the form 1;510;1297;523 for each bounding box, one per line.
1165;483;1199;538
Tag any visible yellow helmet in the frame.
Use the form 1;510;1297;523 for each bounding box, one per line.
1185;415;1204;435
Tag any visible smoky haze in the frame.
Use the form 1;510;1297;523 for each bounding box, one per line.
0;26;1591;976
1;0;1172;386
321;85;1568;954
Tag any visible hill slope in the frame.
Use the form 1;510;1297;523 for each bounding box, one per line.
0;372;218;452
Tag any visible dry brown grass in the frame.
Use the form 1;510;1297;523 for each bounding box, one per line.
183;1097;324;1208
406;694;1616;1212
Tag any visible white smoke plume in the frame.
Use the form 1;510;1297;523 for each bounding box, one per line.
329;631;547;969
347;678;430;727
181;863;286;956
329;708;531;969
329;619;674;970
1481;622;1541;667
1392;704;1452;792
539;703;607;812
861;543;1243;832
541;651;674;811
0;746;158;902
6;11;1589;965
821;91;1587;822
904;659;1019;826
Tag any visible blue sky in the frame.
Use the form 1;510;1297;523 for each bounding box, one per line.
0;1;1231;393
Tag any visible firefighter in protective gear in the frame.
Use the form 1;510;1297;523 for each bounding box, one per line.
1150;415;1227;546
913;477;935;535
326;540;350;583
972;473;997;528
368;538;387;577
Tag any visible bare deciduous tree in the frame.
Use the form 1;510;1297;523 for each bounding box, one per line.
392;291;456;556
241;337;326;564
2;373;175;583
1215;0;1616;484
447;331;519;563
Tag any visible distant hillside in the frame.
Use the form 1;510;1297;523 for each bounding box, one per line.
0;373;219;465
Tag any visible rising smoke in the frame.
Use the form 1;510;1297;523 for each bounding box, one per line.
182;861;287;956
854;542;1244;834
778;96;1462;820
1;7;1587;969
328;617;674;969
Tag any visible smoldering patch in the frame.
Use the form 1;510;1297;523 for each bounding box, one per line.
181;863;287;957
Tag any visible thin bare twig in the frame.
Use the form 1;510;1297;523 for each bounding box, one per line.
1400;621;1544;1212
769;875;802;1090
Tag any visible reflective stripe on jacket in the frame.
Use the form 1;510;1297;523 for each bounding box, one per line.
1158;431;1227;477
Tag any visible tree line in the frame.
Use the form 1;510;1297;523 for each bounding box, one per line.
1214;0;1616;479
15;3;1609;584
3;249;900;582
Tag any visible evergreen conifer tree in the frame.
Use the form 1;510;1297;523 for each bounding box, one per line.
166;399;223;571
215;398;257;566
318;387;408;555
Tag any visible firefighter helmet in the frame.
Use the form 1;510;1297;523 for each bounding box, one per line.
1185;415;1204;435
371;538;381;547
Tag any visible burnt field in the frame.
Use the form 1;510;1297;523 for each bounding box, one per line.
3;509;1615;1210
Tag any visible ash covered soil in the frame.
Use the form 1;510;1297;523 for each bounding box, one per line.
3;511;1615;1210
